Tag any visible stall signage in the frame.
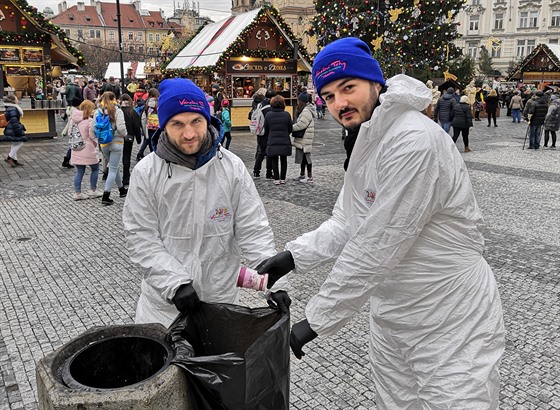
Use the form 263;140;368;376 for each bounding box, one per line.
226;60;296;74
22;48;44;63
5;65;42;76
0;47;21;63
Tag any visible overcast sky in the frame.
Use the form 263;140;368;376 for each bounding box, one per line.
27;0;232;22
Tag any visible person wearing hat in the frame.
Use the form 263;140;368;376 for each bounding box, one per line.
509;90;524;123
122;78;291;327
256;37;504;409
450;95;474;152
2;94;27;167
220;98;232;149
83;80;98;102
527;90;549;149
433;86;457;133
291;92;316;182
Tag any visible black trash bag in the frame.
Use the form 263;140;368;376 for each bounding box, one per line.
167;302;290;410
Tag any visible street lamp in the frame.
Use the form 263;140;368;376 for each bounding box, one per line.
116;0;125;93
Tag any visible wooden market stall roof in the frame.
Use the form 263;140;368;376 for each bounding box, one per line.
0;0;84;67
507;43;560;81
164;6;312;76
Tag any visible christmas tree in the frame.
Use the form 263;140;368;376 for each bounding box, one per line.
309;0;465;79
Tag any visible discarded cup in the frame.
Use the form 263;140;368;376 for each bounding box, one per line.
237;266;268;291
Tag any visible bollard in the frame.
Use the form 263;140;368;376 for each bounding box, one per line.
36;323;193;410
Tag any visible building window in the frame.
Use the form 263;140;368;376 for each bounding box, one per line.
467;41;478;58
472;0;480;4
129;45;134;53
491;46;501;58
520;11;539;28
494;13;503;29
550;38;559;44
469;15;479;33
552;10;560;27
527;39;536;54
77;29;83;40
128;32;133;40
516;40;525;57
139;46;144;54
148;33;154;42
109;31;115;40
148;47;155;55
64;29;71;36
89;29;101;39
138;32;143;40
155;34;160;42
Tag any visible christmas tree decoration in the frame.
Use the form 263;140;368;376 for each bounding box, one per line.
310;0;464;79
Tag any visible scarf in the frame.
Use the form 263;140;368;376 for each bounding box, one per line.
156;126;217;170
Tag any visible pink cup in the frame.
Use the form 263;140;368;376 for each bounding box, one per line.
237;266;268;291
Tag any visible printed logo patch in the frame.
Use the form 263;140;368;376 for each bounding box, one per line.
314;60;347;82
178;98;205;112
364;189;376;206
208;207;232;223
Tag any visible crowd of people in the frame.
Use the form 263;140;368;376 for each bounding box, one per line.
430;82;560;151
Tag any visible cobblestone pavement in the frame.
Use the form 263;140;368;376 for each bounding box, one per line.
0;109;559;409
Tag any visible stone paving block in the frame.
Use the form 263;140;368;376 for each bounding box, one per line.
1;113;559;409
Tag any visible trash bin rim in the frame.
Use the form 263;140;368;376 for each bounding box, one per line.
61;334;175;392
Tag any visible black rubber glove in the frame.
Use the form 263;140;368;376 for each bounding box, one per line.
290;319;318;359
172;283;200;313
267;291;292;313
256;251;295;288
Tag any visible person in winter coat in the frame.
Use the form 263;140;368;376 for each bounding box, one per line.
433;87;457;132
252;90;275;179
256;37;504;409
509;90;524;123
265;95;292;184
70;100;103;200
2;95;27;167
485;89;500;127
119;94;142;186
93;91;128;204
122;78;291;327
138;88;160;158
527;91;549;149
450;95;474;152
220;99;232;149
474;88;485;121
292;92;315;182
543;94;559;148
314;93;324;119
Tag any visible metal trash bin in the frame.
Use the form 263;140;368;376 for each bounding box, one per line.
36;323;193;410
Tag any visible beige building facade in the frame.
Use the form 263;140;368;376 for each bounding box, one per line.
456;0;560;76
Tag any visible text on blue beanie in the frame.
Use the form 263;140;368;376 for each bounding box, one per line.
157;78;211;129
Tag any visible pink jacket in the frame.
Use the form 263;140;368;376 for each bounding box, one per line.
69;109;97;166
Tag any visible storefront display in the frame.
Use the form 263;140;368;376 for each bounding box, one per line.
164;5;312;127
0;0;83;138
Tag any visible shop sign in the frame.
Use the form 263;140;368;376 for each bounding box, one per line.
226;60;296;74
22;48;43;63
0;47;21;63
5;65;42;76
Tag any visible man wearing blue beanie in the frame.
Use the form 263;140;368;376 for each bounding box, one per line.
123;78;291;327
257;37;504;408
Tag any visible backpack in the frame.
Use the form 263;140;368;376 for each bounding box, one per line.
146;110;159;130
94;109;114;144
68;121;85;151
0;113;8;128
249;103;269;136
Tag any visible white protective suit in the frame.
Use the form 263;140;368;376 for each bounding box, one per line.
123;147;289;328
285;75;505;409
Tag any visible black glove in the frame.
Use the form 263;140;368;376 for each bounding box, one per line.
267;291;292;313
172;283;200;313
256;251;295;288
290;319;318;359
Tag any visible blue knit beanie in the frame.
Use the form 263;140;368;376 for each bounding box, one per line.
157;78;211;128
312;37;385;95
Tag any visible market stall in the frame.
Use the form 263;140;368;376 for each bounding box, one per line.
164;6;312;127
507;43;560;90
0;0;83;139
